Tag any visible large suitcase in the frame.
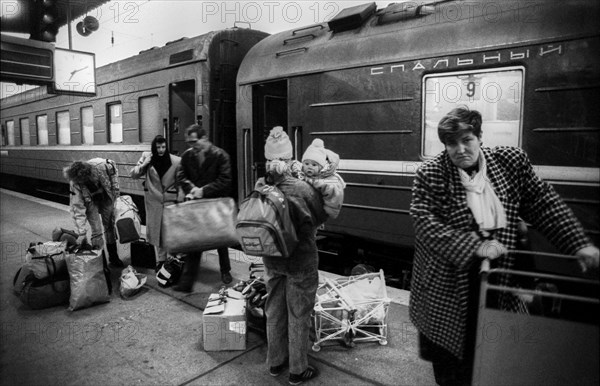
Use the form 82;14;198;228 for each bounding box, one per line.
161;197;238;253
114;195;141;243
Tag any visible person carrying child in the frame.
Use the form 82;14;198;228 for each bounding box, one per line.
300;138;346;219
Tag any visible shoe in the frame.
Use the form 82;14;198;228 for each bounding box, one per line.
288;365;319;385
269;358;289;377
221;271;233;284
173;283;193;293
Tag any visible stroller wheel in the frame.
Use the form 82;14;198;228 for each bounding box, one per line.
312;344;321;352
379;339;388;346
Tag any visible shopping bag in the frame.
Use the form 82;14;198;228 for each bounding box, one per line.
66;249;111;311
161;197;238;253
119;266;147;299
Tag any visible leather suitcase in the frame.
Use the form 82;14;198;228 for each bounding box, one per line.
162;197;238;253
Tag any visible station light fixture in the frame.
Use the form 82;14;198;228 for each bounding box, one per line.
30;0;60;42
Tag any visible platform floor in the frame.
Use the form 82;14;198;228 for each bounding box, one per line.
0;188;435;386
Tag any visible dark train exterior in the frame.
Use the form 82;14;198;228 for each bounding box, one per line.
236;0;600;273
1;27;268;203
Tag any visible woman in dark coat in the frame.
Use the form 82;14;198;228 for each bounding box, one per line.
409;106;599;385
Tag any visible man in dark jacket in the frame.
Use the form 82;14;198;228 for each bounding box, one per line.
173;124;233;291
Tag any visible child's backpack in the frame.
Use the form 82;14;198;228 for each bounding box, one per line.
236;184;298;258
113;195;141;243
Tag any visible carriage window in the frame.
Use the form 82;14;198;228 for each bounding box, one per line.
37;115;49;145
422;67;524;157
108;103;123;143
20;118;30;145
139;95;160;142
57;111;71;145
6;120;15;146
81;106;94;145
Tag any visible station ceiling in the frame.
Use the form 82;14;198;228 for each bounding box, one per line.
1;0;110;33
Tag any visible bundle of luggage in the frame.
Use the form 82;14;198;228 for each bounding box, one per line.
12;229;113;311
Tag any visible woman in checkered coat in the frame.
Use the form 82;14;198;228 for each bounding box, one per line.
409;106;599;385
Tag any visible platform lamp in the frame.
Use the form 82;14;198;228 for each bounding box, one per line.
30;0;59;42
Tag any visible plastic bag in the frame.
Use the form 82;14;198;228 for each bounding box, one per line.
119;266;147;299
66;249;111;311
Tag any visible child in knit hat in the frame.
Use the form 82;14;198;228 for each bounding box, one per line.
263;126;303;180
301;138;346;219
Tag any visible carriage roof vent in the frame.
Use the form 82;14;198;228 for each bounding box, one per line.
169;49;194;65
377;2;435;25
327;2;377;33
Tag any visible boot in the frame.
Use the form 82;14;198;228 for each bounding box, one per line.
107;243;124;267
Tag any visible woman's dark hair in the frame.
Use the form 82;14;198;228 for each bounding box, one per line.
63;161;93;184
437;106;482;144
151;135;168;158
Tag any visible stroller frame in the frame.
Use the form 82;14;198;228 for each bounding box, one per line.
312;269;390;351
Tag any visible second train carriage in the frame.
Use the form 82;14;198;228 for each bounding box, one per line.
237;0;600;281
1;27;268;205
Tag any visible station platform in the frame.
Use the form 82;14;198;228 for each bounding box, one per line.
0;188;435;386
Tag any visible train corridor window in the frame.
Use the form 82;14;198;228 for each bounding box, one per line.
422;67;524;157
81;106;94;144
57;111;71;145
108;103;123;143
37;115;49;145
6;120;15;146
139;95;160;142
20;118;30;145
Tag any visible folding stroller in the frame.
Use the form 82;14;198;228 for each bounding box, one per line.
312;269;390;351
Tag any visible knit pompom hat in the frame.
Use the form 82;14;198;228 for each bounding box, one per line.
302;138;327;167
264;126;293;160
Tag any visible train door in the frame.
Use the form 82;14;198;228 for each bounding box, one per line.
168;80;196;155
251;80;288;183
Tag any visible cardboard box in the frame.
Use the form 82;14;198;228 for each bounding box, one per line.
202;295;247;351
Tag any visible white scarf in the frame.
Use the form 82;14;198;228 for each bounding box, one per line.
458;149;507;230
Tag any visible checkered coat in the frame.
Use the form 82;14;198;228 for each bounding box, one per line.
409;146;591;360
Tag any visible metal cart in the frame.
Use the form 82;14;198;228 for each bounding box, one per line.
472;251;599;386
312;270;390;351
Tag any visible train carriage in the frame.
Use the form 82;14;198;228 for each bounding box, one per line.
1;27;268;206
236;0;600;281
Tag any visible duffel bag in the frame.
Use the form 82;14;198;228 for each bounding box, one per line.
156;255;185;287
114;195;141;244
13;241;70;309
161;197;238;254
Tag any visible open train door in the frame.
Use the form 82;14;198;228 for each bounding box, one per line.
249;80;288;187
168;80;196;155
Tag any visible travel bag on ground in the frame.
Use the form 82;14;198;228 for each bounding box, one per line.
236;184;298;258
13;241;70;309
161;197;238;253
114;195;141;243
156;255;184;287
130;238;157;268
66;248;111;311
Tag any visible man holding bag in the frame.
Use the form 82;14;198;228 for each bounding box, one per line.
173;124;233;291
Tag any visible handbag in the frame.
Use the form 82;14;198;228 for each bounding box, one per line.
161;197;239;254
131;238;157;269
